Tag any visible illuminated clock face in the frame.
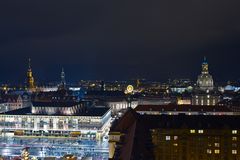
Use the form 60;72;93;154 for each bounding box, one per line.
127;85;134;93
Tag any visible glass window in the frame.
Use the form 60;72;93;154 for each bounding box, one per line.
232;130;237;134
198;130;204;134
166;136;171;141
190;130;195;134
214;150;220;154
214;143;220;147
232;137;237;141
232;150;237;154
207;149;212;154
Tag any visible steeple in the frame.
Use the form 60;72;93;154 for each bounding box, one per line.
26;58;35;91
28;58;31;70
61;67;66;86
59;67;66;90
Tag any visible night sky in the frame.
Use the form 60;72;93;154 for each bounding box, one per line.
0;0;240;83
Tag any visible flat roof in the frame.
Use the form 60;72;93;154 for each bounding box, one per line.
0;107;110;117
135;104;233;112
32;101;83;107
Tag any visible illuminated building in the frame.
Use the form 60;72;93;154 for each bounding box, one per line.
105;98;138;115
0;103;111;140
197;57;214;91
177;97;192;105
192;57;220;106
192;93;220;106
109;109;240;160
0;93;30;113
26;58;36;92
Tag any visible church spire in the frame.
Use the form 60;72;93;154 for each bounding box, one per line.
59;67;66;90
203;56;207;64
28;58;32;70
61;68;65;84
26;58;35;91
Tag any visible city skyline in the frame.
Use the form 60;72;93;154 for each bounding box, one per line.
0;56;239;84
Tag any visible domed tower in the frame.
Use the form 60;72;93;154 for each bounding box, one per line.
197;57;214;91
27;58;36;91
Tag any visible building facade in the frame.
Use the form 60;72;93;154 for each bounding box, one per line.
0;107;111;140
109;109;240;160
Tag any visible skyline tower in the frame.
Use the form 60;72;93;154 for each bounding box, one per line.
59;67;66;90
26;58;35;91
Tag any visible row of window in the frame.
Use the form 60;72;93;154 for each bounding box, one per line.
190;130;238;134
207;149;237;155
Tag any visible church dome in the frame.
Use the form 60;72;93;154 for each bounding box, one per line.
197;57;214;91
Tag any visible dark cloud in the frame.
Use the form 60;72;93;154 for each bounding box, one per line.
0;0;240;83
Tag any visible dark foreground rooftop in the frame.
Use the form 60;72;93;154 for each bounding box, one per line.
110;108;240;160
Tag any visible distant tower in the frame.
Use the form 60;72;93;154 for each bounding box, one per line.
197;57;214;91
59;68;66;90
27;58;35;91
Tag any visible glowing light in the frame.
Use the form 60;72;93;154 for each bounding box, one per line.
126;85;134;93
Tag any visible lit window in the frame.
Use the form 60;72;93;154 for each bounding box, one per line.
190;130;195;134
174;136;178;140
198;130;204;134
214;143;220;147
232;150;237;154
207;100;210;106
173;143;178;146
207;149;212;154
214;149;220;154
166;136;171;141
232;137;237;141
232;130;237;134
213;100;216;105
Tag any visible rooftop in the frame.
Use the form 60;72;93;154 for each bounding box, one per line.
135;104;232;112
0;106;110;117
